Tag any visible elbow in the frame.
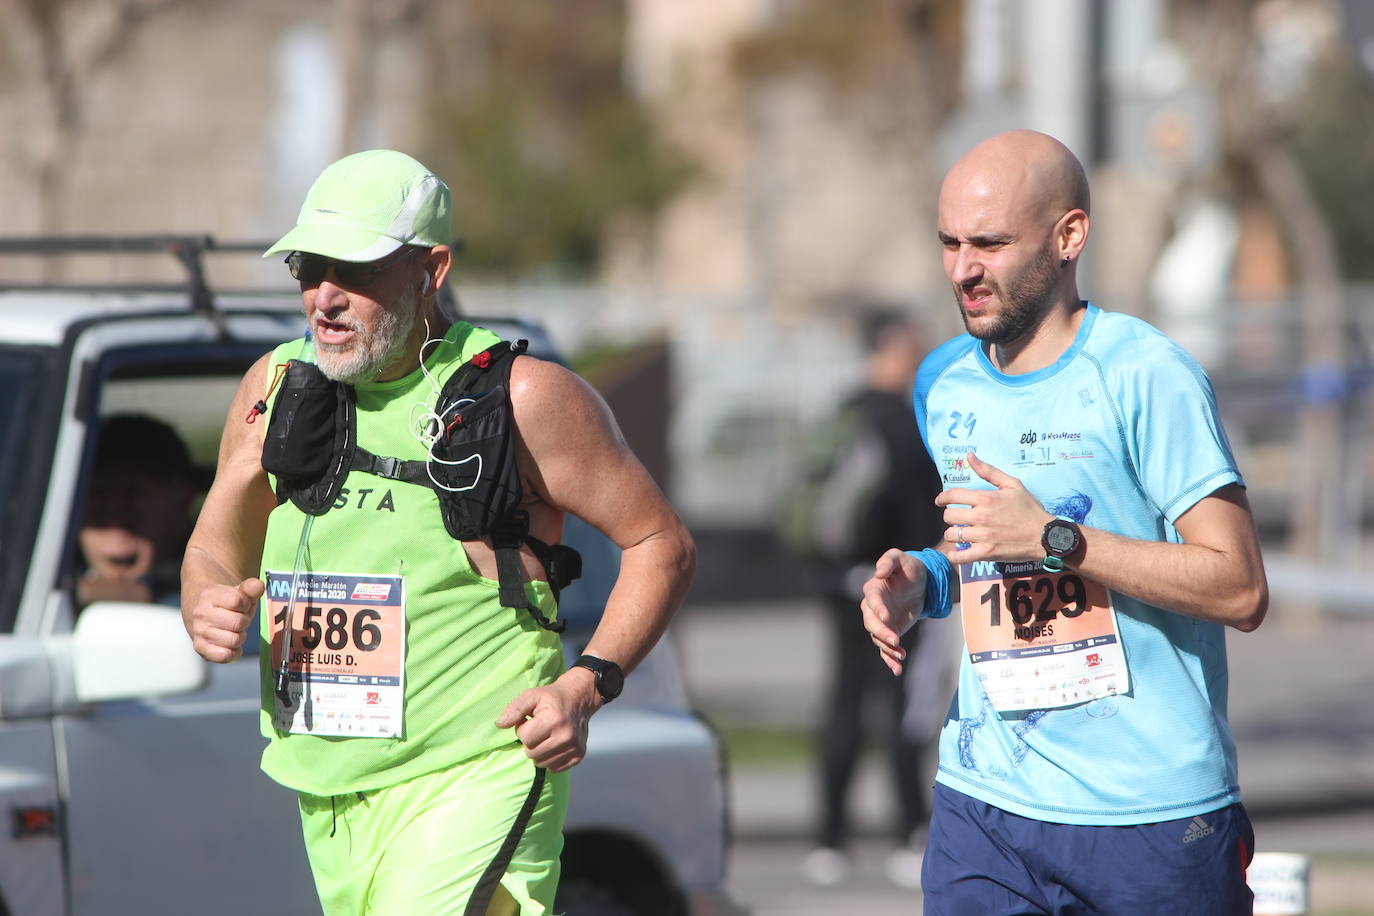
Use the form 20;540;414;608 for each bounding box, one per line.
674;521;698;588
1228;576;1269;632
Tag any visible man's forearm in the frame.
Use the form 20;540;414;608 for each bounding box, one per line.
178;484;271;635
578;524;696;675
1069;525;1266;630
180;543;253;630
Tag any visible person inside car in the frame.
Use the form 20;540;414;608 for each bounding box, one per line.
77;413;201;609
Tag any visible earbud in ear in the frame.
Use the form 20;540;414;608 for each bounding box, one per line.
421;274;433;295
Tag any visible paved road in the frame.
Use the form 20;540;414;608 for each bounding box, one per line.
674;592;1374;914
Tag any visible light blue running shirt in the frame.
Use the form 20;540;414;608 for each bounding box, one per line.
913;303;1244;826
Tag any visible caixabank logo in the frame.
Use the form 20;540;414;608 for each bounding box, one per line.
942;450;975;483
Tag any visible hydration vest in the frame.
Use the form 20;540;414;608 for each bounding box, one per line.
259;338;579;632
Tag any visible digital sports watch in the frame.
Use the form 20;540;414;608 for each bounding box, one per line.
1041;517;1082;573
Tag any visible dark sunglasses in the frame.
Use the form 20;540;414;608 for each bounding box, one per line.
284;246;420;287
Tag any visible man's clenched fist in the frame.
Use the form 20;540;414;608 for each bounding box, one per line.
186;578;264;663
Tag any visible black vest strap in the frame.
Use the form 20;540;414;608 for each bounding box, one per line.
348;448;432;486
488;510;566;632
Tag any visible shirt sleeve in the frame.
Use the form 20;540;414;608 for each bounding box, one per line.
1116;340;1243;525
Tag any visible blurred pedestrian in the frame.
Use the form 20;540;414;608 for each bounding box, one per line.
860;129;1268;914
781;306;944;888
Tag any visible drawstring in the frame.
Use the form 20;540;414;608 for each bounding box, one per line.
329;791;367;839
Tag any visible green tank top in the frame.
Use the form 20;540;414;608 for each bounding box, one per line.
256;321;564;796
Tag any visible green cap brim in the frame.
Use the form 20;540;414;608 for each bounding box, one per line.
261;225;405;262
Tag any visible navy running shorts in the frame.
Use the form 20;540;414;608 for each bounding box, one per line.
922;783;1254;915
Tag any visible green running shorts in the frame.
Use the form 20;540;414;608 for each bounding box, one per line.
298;743;569;915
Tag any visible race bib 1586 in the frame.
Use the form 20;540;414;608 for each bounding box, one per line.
265;570;406;738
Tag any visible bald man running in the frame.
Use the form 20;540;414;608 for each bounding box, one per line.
859;130;1267;913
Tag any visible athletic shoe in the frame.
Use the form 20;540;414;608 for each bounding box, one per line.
801;846;850;886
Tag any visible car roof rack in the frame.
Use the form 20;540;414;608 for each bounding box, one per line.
0;235;467;316
0;235;278;321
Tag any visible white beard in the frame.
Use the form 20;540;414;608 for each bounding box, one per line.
314;288;419;385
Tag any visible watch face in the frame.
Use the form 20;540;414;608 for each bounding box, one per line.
601;666;625;700
579;655;625;701
1045;522;1079;555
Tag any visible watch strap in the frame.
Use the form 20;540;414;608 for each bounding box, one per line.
572;654;624;702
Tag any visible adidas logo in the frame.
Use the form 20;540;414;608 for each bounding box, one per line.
1181;816;1216;844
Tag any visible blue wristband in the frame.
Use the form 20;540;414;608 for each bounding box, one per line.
906;548;953;620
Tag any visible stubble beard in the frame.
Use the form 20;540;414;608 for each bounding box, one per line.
957;244;1060;346
314;289;420;385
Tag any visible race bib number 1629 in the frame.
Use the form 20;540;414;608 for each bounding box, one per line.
959;559;1129;712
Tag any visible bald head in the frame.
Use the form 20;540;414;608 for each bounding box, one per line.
942;130;1089;225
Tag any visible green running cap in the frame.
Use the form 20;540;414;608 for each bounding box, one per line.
263;149;451;261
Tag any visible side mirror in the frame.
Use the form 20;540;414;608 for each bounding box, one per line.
72;602;207;703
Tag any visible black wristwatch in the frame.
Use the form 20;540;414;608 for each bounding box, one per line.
1041;517;1082;572
572;654;625;703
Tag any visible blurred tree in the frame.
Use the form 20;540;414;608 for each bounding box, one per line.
332;0;431;156
1172;0;1355;563
411;0;691;278
727;0;961;316
731;0;962;129
0;0;196;235
1283;51;1374;282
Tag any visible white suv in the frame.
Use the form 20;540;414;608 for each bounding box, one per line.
0;237;738;916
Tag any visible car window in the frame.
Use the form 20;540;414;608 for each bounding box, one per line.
70;366;247;641
0;344;59;633
99;376;237;471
